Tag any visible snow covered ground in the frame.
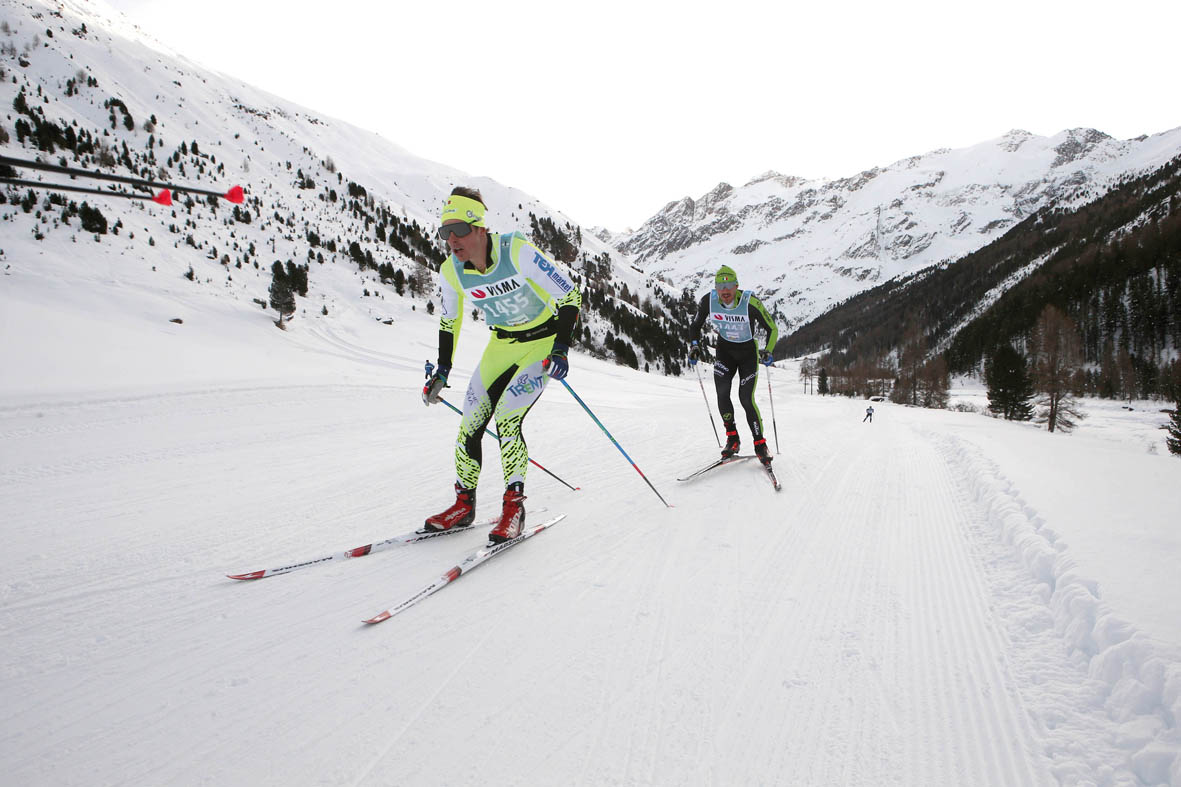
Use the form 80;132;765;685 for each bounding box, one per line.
2;253;1180;786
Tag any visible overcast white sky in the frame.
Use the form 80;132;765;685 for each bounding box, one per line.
102;0;1180;231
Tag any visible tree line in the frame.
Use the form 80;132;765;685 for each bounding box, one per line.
780;153;1181;417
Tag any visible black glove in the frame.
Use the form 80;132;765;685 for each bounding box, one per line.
422;365;450;405
759;349;774;366
688;340;700;366
544;343;569;380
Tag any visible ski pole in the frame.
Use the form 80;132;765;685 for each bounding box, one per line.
558;379;672;508
423;362;579;492
694;361;721;446
0;155;245;203
0;177;174;204
765;365;780;453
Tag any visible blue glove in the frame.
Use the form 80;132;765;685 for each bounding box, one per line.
759;349;774;366
688;340;699;367
544;343;569;380
422;365;450;405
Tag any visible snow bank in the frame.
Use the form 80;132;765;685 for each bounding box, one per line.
940;435;1181;784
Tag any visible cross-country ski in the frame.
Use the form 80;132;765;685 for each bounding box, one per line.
677;454;756;482
362;514;566;624
225;511;544;580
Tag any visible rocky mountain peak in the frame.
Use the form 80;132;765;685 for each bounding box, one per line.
612;127;1181;331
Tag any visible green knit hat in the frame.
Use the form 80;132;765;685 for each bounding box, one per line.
715;265;738;285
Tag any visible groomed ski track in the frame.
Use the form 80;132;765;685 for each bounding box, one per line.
2;346;1177;785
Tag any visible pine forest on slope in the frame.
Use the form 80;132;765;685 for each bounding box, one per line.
0;0;688;377
779;155;1181;403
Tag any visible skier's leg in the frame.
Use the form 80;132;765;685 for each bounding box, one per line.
713;353;741;456
486;338;552;543
736;348;770;463
736;349;765;441
453;340;522;489
424;349;503;531
712;356;738;424
491;339;553;488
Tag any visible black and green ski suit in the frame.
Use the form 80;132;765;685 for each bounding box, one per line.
688;289;779;442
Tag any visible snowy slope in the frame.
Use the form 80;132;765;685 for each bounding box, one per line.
617;127;1181;331
3;1;1181;785
2;266;1181;784
1;0;677;374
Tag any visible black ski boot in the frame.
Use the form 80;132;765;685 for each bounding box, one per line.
754;438;773;466
721;428;740;459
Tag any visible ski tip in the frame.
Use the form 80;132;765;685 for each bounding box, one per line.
152;188;172;206
225;185;245;203
363;612;391;625
227;570;265;581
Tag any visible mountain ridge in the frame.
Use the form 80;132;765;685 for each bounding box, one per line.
614;126;1181;332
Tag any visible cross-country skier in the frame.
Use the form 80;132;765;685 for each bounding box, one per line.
421;187;582;543
688;265;779;466
864;405;874;423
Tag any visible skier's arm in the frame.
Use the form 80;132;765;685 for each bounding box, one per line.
436;260;465;369
749;296;779;353
687;293;710;341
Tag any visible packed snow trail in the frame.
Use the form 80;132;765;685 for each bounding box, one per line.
2;344;1177;784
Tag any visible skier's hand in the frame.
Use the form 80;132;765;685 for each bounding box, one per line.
422;366;450;405
689;340;700;366
543;343;569;380
759;349;774;366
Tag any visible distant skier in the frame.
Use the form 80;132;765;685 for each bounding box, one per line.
420;187;582;543
688;265;779;466
864;405;874;423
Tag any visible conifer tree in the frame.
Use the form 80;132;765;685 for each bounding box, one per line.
1167;403;1181;456
269;261;295;329
284;261;308;296
78;202;107;234
985;344;1035;420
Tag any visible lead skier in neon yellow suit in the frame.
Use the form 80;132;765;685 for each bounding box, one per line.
421;187;582;543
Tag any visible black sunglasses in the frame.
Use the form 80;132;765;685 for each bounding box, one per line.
437;222;476;241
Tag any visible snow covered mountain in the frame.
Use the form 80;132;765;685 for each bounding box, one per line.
0;0;685;373
616;127;1181;332
4;3;1181;785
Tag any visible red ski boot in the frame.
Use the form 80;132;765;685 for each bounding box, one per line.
488;483;526;544
423;484;476;532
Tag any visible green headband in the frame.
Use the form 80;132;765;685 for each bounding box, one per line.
440;194;486;227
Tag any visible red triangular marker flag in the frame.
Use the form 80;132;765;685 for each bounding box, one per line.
225;185;244;204
152;189;172;206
